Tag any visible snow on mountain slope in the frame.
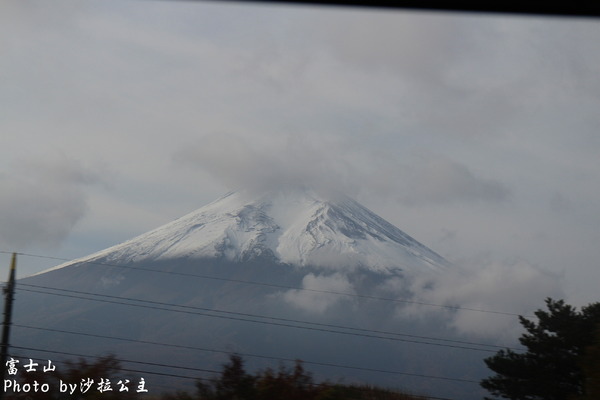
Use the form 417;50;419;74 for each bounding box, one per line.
14;188;485;400
38;187;449;275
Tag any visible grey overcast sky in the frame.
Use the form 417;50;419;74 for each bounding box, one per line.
1;1;599;317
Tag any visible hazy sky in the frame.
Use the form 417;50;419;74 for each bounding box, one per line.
1;1;599;318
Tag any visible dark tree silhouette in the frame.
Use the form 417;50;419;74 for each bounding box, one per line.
481;298;600;400
196;354;256;400
189;354;431;400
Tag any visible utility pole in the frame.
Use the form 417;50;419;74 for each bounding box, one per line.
0;253;16;400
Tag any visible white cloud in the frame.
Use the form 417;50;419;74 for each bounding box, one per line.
0;155;104;250
395;154;511;206
172;131;359;196
281;273;356;314
1;0;599;305
400;258;564;341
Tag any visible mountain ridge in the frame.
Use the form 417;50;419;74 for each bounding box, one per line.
36;187;449;277
13;187;488;400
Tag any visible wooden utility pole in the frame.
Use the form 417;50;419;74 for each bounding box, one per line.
0;253;16;400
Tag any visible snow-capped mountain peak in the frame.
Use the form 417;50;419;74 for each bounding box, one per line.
42;187;449;275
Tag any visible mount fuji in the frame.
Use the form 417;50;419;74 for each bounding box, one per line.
12;188;486;399
38;187;449;275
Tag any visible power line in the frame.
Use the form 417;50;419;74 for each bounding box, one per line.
12;325;479;385
8;344;459;400
7;349;209;395
16;284;510;353
9;345;217;380
16;285;495;352
0;250;503;397
19;282;518;351
1;250;528;317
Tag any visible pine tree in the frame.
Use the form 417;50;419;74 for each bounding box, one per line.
572;326;600;400
481;298;600;400
195;354;256;400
